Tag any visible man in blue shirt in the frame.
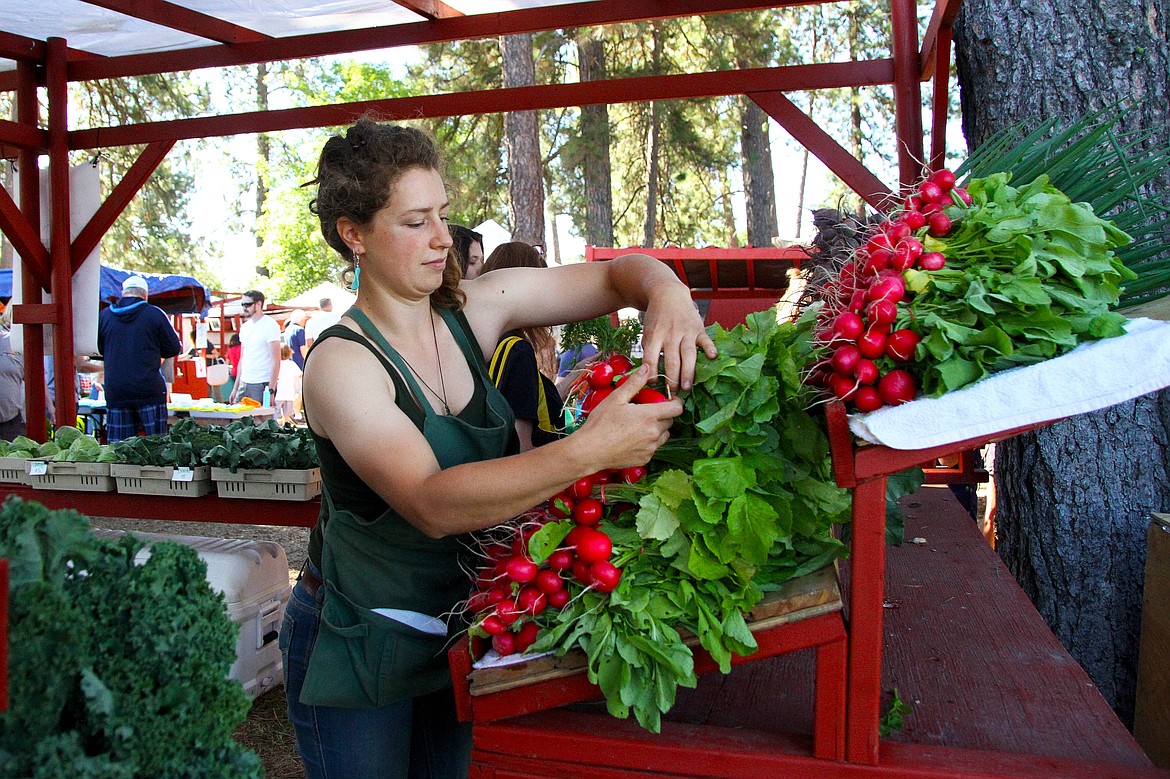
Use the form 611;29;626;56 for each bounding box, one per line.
97;275;182;441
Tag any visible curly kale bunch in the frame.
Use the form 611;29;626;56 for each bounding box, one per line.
0;497;261;779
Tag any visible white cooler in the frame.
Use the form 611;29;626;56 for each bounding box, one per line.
93;529;291;698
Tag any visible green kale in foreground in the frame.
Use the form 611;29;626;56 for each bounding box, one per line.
0;497;262;779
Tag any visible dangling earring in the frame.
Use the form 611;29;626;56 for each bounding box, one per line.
350;250;362;292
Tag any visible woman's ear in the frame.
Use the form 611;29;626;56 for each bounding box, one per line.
336;217;364;255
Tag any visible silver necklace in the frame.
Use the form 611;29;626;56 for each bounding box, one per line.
397;311;450;415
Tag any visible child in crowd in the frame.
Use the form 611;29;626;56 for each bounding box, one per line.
275;343;302;424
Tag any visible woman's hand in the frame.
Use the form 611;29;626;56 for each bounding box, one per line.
569;363;682;472
640;286;717;392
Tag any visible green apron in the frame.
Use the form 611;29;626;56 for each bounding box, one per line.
300;306;515;708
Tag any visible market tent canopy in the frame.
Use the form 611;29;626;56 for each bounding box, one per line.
280;281;356;312
100;266;212;315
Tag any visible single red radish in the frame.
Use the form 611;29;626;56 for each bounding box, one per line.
919;252;947;271
853;386;884;412
886;329;922;361
878;370;918;405
928;212;952;237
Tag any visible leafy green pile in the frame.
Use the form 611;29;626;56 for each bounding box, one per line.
530;309;850;732
902;172;1134;396
0;427;117;463
0;497;261;778
111;418;223;467
205;418;319;471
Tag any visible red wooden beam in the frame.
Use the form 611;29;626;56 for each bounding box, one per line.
70;60;894;150
80;0;272;44
0;118;47;152
66;0;836;82
0;485;320;527
920;0;962;80
392;0;465;20
0;29;44;64
71;139;176;271
749;90;895;211
0;184;51;291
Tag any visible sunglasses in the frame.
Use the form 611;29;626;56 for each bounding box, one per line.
241;300;256;308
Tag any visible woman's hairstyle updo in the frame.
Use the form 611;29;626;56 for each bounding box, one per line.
309;118;464;309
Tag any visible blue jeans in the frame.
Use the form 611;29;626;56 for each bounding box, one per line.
280;564;472;779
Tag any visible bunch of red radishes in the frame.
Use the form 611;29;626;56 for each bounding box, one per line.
807;168;969;412
465;465;644;659
568;352;671;418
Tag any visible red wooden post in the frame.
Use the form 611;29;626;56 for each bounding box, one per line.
47;37;77;433
890;0;926;189
845;476;888;764
16;61;47;442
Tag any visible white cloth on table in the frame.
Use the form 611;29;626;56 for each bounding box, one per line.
847;317;1170;450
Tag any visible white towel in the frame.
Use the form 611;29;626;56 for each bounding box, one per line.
847;317;1170;450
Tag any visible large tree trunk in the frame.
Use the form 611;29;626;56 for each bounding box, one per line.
500;33;546;246
954;0;1170;727
740;96;778;248
576;32;615;248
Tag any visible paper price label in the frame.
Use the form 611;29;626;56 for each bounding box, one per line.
172;466;194;482
28;461;47;476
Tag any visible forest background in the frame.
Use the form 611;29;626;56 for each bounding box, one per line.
0;3;959;299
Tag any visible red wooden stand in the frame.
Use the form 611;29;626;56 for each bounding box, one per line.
450;565;850;761
0;484;319;527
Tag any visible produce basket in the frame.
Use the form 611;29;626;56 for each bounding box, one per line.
0;457;34;485
28;461;116;492
211;467;322;501
111;464;215;498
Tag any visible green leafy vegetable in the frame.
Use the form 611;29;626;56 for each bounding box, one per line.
0;497;261;778
204;418;319;471
901;173;1133;396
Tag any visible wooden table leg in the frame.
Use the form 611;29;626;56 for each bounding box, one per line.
846;476;887;764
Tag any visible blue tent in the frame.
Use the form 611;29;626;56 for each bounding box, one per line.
100;266;211;315
0;266;211;315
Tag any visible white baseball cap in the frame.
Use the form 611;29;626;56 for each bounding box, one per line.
122;275;149;294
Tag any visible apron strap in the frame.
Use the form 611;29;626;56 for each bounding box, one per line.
345;306;438;417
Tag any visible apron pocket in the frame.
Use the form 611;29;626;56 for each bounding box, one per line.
299;582;452;708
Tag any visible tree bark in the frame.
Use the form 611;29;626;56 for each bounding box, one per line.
740;96;779;248
576;32;615;248
500;33;546;246
954;0;1170;726
255;63;269;251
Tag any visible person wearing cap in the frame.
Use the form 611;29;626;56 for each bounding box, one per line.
97;275;183;442
230;290;282;404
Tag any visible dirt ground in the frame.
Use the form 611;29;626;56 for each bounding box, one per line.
88;516;309;779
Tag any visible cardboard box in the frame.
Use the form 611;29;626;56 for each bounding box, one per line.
1135;513;1170;768
94;529;291;698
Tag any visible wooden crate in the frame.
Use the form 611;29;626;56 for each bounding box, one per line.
1136;513;1170;769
